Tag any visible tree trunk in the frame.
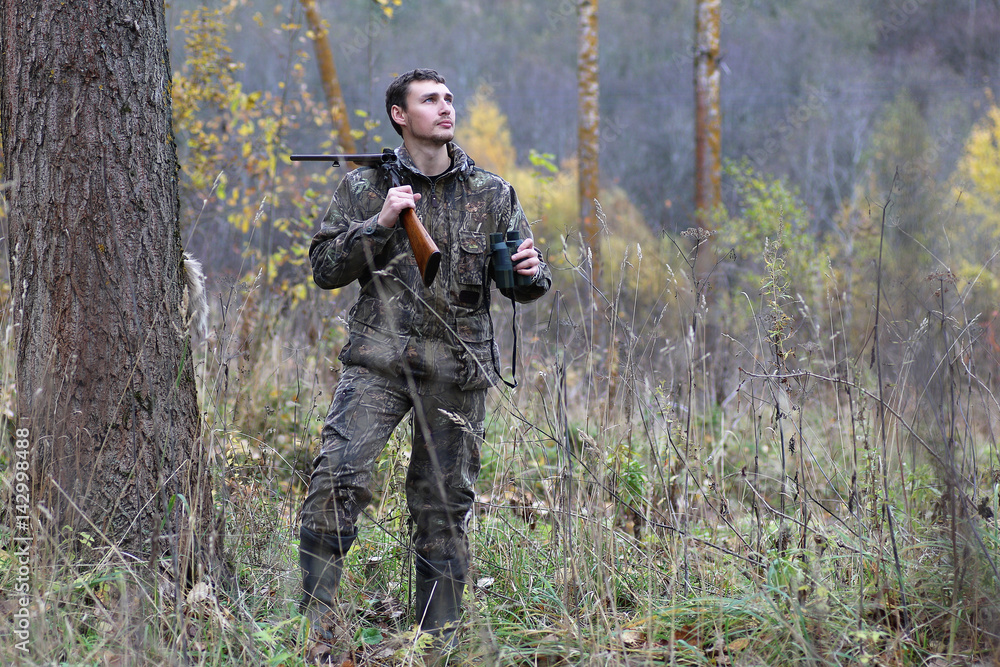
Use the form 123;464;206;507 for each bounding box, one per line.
694;0;721;285
301;0;356;153
1;0;217;565
693;0;725;403
578;0;601;284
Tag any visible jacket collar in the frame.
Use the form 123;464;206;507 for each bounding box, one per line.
395;142;475;179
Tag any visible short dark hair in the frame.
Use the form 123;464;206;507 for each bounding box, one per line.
385;68;447;137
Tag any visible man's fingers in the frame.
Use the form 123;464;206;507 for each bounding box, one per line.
512;239;538;266
512;238;541;275
378;187;422;228
388;186;419;209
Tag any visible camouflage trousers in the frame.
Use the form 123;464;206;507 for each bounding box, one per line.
300;364;486;570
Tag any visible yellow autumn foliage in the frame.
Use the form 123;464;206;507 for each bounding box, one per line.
457;86;516;176
954;103;1000;225
951;99;1000;297
456;86;685;321
172;5;342;303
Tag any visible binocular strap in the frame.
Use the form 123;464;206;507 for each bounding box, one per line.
490;300;518;389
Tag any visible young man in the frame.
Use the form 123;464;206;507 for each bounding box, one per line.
299;68;551;647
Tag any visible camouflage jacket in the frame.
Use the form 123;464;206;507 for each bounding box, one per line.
310;143;552;390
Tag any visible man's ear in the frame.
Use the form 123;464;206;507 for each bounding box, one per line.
391;104;407;131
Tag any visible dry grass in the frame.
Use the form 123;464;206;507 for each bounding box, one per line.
2;216;1000;666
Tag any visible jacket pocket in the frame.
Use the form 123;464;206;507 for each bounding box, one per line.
337;330;403;377
453;313;497;390
456;339;499;391
456;231;487;286
454;231;487;308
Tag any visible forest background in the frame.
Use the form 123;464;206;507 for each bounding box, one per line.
5;0;1000;665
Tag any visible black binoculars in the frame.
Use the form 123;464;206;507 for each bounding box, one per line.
490;230;533;290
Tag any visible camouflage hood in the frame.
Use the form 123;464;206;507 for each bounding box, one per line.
394;142;475;180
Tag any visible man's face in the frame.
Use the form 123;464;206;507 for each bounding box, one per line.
394;80;455;145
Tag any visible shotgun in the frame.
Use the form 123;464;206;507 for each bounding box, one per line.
291;149;442;287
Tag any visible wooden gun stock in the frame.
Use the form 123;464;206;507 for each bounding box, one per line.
291;150;441;287
398;207;441;287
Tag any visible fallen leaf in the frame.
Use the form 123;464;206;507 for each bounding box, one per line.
673;624;700;644
727;637;751;652
621;629;647;649
186;581;215;607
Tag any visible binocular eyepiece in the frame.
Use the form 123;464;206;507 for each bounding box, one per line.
490;230;533;290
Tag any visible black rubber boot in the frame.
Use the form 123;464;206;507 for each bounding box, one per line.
414;558;465;652
299;526;355;620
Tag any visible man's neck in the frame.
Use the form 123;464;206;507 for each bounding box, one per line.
403;139;451;177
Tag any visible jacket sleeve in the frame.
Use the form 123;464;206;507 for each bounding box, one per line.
498;184;552;303
309;170;397;290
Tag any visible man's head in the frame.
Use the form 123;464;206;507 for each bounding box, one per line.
385;69;452;139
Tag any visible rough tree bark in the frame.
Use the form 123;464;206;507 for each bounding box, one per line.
578;0;601;284
1;0;218;565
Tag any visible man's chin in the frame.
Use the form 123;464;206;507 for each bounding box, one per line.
410;129;454;147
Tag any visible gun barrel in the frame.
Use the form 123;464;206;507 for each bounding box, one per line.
290;152;395;166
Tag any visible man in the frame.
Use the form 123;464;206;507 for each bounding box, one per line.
299;68;551;648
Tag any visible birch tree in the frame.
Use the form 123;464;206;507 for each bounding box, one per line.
578;0;601;283
694;0;721;286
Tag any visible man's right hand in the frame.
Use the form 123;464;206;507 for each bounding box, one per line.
378;185;421;228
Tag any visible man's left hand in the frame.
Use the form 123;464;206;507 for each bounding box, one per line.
512;238;541;278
